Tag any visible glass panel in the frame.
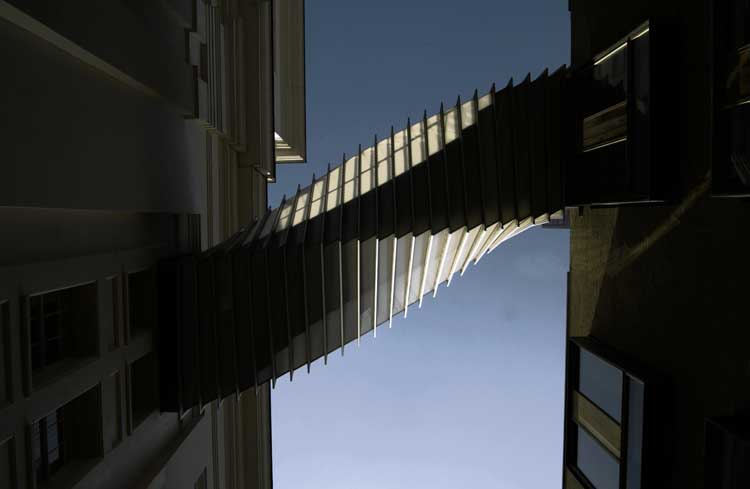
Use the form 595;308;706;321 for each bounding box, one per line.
393;130;408;175
292;192;309;226
461;99;476;128
45;413;59;454
425;229;449;296
595;44;628;96
377;159;388;185
310;199;322;218
408;232;430;306
312;179;324;201
326;188;340;211
728;105;750;190
377;140;390;185
260;208;279;238
578;349;623;422
278;202;293;230
309;178;326;218
410;121;425;165
478;93;492;110
426;114;441;155
31;421;41;475
582;102;627;151
392;234;412;315
443;107;459;144
292;210;305;227
584;44;628;125
360;169;373;194
294;191;309;213
576;426;620;489
377;139;391;184
376;237;394;325
625;378;645;489
131;353;158;428
438;228;463;285
360;148;374;173
328;167;341;192
343;180;356;203
344;156;357;182
729;0;750;49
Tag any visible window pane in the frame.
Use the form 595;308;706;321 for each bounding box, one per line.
426;114;441;155
461;99;475;128
360;169;373;194
131;353;158;428
344;156;357;182
312;179;324;200
393;130;408;175
576;426;620;489
310;200;322;218
129;270;156;336
360;148;374;173
410;121;425;164
578;348;623;421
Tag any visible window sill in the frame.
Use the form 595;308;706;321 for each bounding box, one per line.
32;356;98;392
130;409;159;435
38;457;100;489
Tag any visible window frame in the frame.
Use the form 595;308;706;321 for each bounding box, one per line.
128;352;159;432
713;0;750;197
563;337;655;489
566;19;677;207
22;282;100;393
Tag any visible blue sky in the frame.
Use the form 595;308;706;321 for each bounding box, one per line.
270;1;570;488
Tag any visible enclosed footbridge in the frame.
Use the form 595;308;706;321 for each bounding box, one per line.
158;66;568;411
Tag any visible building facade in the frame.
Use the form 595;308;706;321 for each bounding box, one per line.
2;1;749;489
0;0;305;488
563;1;750;488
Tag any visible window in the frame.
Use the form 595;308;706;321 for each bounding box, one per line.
28;283;98;385
576;426;619;489
326;167;341;212
130;353;158;429
564;337;649;489
578;349;623;422
31;411;65;483
128;269;157;338
714;1;750;195
30;385;102;486
308;177;326;219
568;21;661;205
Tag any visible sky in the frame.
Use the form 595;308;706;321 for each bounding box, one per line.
270;1;570;488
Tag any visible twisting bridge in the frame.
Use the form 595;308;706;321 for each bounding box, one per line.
159;67;567;411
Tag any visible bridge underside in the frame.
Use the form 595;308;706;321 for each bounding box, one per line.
159;67;566;412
